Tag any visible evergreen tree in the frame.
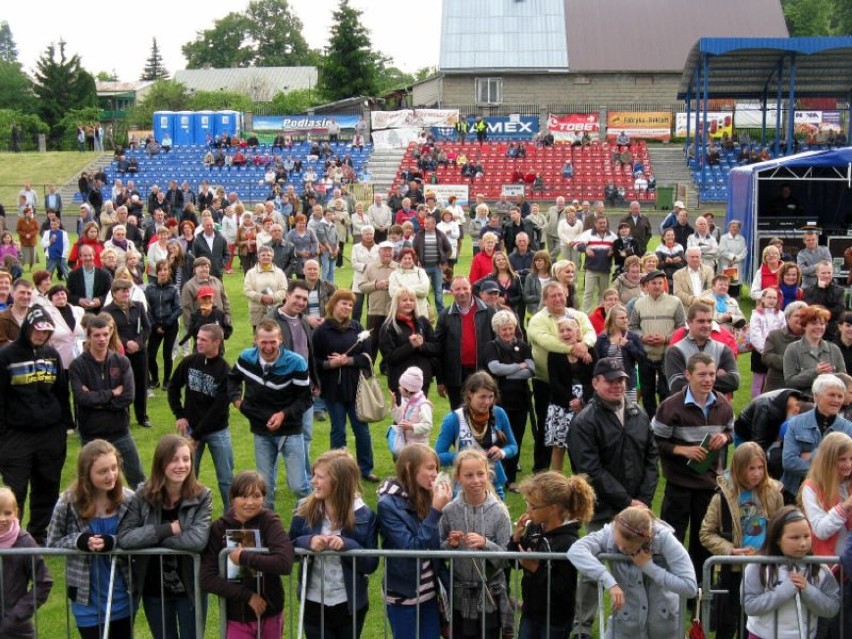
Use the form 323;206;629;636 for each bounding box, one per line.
32;40;97;146
320;0;382;101
0;22;17;64
141;38;169;81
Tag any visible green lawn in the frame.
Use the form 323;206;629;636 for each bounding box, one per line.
18;200;755;637
0;152;100;209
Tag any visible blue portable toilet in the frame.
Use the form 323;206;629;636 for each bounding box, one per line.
215;110;241;140
173;111;194;146
153;111;175;144
194;111;215;145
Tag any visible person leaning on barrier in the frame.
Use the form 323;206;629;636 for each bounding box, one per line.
567;357;659;639
117;435;213;639
568;505;697;639
200;470;295;639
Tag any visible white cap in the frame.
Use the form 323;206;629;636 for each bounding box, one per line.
378;241;395;249
674;200;685;209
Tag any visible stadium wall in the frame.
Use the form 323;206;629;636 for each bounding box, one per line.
414;73;681;109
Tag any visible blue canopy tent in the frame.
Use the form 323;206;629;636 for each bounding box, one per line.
726;147;852;284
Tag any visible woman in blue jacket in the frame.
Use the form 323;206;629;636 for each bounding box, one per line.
434;371;519;499
377;443;452;639
289;450;378;639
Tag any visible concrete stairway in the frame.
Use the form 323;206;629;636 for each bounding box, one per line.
366;147;406;196
58;153;114;206
647;145;699;210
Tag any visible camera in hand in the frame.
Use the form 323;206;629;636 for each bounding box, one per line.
521;521;545;550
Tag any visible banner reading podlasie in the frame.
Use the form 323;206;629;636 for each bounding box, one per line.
547;113;600;142
371;109;459;131
607;112;672;141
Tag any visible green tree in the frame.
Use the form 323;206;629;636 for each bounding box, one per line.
0;21;17;63
182;0;317;69
130;79;189;128
187;90;253;112
32;40;97;147
320;0;382;101
96;70;119;82
0;109;48;152
0;61;36;112
269;88;323;114
57;106;101;151
141;38;169;81
375;65;415;94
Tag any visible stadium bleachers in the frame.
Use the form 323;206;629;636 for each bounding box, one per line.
689;142;838;201
393;140;656;203
84;141;374;204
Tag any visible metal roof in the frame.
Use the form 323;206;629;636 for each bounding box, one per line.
564;0;788;72
172;67;318;102
439;0;569;72
677;37;852;99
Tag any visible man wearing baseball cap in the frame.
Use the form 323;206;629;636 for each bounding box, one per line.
0;304;70;543
568;357;659;639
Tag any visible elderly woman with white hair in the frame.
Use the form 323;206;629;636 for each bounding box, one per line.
781;373;852;502
350;224;378;324
483;309;534;492
762;300;807;393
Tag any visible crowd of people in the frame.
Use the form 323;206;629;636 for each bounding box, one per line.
1;161;852;639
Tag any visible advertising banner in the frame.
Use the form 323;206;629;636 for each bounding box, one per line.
734;103;779;128
795;110;843;138
547;113;600;142
426;184;470;207
675;112;733;139
371;127;422;150
431;115;539;141
501;184;526;197
253;114;359;131
371;109;459;130
606;112;672;141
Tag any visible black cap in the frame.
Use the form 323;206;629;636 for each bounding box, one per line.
593;358;629;381
641;269;666;284
479;280;501;293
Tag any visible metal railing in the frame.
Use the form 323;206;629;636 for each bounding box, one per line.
701;554;844;639
0;547;204;639
0;544;696;639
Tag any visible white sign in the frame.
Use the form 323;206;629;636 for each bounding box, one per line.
371;127;422;150
426;184;470;207
371;109;460;130
501;184;525;197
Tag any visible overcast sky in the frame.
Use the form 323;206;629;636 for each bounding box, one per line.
5;0;442;82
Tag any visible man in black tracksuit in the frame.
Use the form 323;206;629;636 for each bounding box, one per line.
69;313;145;488
168;323;233;509
0;305;70;542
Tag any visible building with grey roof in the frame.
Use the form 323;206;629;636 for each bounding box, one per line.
414;0;789;108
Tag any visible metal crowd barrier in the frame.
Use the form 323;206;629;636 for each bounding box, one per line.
274;549;688;639
0;547;204;639
701;554;844;639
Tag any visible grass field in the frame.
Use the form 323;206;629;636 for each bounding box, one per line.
0;152;100;209
6;178;756;636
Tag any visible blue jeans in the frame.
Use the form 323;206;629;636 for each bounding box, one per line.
193;428;234;510
302;407;314;473
314;396;327;415
326;401;373;477
253;433;310;509
143;595;202;639
46;257;70;279
321;253;335;283
424;265;444;314
386;599;441;639
519;617;572;639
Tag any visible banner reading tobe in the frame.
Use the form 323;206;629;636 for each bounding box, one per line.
606;111;672;141
546;113;600;142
